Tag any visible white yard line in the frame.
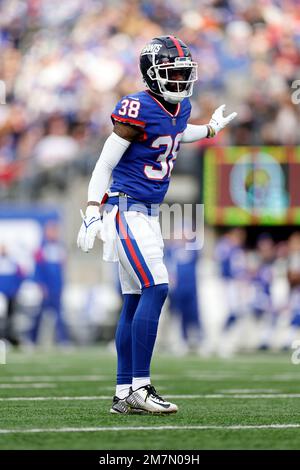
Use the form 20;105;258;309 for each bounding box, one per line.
0;372;262;382
217;389;281;394
253;374;300;381
0;424;300;434
0;384;56;389
1;393;300;401
0;396;105;401
185;372;243;380
0;375;171;382
188;373;300;382
0;375;109;382
0;373;299;383
167;394;300;399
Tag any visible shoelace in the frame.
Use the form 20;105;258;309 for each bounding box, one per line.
145;385;164;402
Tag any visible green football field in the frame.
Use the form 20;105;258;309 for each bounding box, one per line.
1;347;300;450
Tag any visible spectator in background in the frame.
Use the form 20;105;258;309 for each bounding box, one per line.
0;244;24;345
215;228;248;331
28;220;69;345
1;0;300;197
286;232;300;343
250;233;276;349
165;229;202;354
29;115;80;197
34;115;79;170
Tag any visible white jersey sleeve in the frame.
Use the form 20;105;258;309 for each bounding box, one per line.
87;132;130;203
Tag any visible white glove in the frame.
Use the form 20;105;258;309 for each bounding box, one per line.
208;104;237;137
77;205;103;253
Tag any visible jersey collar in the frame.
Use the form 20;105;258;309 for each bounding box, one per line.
145;90;180;118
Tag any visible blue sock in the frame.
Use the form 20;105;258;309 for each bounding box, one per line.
115;294;140;385
132;284;168;378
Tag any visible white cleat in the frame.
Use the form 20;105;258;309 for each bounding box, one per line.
110;395;146;414
126;385;178;414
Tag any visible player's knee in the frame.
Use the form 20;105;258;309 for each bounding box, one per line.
138;284;168;321
144;283;168;303
156;283;169;301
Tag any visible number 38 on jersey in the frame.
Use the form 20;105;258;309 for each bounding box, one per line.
144;133;183;180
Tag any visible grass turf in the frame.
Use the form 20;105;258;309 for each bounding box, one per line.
0;348;300;449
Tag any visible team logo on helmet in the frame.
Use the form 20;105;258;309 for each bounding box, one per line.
141;43;163;54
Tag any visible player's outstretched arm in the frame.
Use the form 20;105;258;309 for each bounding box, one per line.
182;104;237;143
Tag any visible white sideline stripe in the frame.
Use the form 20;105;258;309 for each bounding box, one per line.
0;384;56;389
187;374;241;381
0;375;108;382
0;375;170;382
1;373;299;383
253;374;300;381
1;424;300;434
217;389;280;394
0;396;105;401
167;394;300;399
2;393;300;402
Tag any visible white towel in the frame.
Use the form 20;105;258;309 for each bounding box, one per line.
102;205;119;262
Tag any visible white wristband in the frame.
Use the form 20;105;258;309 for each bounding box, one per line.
86;205;100;217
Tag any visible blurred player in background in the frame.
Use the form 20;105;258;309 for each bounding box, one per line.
165;227;202;355
286;232;300;344
250;233;276;350
28;221;68;345
77;35;237;414
215;228;248;328
0;244;24;346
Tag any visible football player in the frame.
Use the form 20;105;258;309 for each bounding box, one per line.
77;36;237;414
215;228;248;332
286;232;300;344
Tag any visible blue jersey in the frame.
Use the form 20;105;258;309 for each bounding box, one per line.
34;241;65;294
253;262;273;296
165;241;199;294
215;238;247;280
0;254;24;297
110;90;191;204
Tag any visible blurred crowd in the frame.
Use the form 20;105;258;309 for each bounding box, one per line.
212;228;300;355
2;223;300;354
1;0;300;195
160;227;300;356
0;220;68;346
0;219;120;347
